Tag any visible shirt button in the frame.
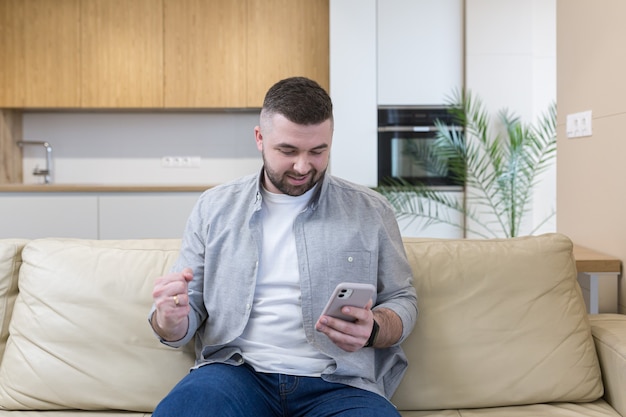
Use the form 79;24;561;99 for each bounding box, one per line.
246;303;251;310
348;256;354;262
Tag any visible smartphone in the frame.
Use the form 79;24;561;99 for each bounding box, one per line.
320;282;377;322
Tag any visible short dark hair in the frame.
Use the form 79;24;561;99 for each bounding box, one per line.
261;77;333;126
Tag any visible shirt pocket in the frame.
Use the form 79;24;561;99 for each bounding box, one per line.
328;251;373;284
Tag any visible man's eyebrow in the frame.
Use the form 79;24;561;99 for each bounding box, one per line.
276;143;329;151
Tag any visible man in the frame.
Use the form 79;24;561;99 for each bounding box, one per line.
149;77;417;416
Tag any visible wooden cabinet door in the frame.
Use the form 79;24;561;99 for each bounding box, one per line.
0;0;26;107
246;0;329;107
1;0;329;109
0;0;80;108
81;0;164;107
24;0;81;107
163;0;247;108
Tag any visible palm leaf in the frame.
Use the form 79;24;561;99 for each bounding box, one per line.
376;90;556;238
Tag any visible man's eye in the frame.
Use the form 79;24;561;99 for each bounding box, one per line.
279;149;295;155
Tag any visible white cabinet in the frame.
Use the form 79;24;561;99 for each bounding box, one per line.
0;191;201;239
98;193;199;239
393;190;465;239
377;0;464;105
0;194;99;239
330;0;464;187
329;0;378;187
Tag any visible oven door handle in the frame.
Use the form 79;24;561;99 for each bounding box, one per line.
377;126;462;133
377;126;433;132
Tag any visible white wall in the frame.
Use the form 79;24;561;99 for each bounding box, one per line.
21;111;262;185
556;0;626;312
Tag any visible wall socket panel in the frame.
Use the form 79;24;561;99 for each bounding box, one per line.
566;110;593;138
161;156;201;168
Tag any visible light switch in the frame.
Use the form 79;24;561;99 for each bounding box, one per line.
566;110;592;138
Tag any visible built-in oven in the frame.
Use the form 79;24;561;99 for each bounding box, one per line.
377;106;464;189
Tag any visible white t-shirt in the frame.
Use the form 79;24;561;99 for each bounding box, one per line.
236;185;333;376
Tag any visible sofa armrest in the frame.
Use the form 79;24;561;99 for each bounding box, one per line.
589;314;626;417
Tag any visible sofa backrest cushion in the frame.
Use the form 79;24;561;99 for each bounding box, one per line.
392;233;603;410
0;240;28;363
0;238;194;412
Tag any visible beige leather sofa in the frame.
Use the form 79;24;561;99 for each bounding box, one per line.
0;233;624;416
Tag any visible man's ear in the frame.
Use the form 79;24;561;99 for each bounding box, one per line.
254;126;263;151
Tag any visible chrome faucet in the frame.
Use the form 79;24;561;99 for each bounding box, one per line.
17;141;53;184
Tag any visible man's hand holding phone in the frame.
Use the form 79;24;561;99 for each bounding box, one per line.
315;283;377;352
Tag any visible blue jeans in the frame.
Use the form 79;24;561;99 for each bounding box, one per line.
152;363;401;417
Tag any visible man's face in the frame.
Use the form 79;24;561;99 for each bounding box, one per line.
255;113;333;196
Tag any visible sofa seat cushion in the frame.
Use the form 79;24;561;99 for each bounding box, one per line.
0;238;194;412
393;233;603;411
588;314;626;417
398;399;620;417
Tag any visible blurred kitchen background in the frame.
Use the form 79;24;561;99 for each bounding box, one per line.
1;0;556;240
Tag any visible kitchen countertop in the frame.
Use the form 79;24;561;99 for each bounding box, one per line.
0;184;214;193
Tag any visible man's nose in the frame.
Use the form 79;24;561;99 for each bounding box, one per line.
293;155;310;173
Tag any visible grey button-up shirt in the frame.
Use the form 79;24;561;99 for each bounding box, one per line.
156;170;417;399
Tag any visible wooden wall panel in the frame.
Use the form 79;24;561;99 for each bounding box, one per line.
0;110;23;184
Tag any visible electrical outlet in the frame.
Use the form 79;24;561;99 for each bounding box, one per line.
161;156;201;168
566;110;592;138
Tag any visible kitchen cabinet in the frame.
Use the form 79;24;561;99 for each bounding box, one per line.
0;0;25;107
164;0;247;108
329;0;462;187
98;193;199;239
164;0;329;108
394;191;465;239
246;0;330;107
0;191;201;239
0;0;80;107
376;0;463;105
81;0;164;107
0;0;328;109
0;0;158;108
0;194;99;239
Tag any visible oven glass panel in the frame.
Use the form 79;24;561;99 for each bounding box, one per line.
391;137;449;179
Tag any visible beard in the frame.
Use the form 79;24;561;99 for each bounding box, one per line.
262;156;324;196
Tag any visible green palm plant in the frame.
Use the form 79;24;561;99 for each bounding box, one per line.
376;90;557;238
